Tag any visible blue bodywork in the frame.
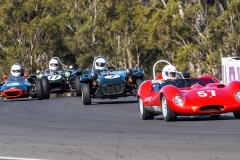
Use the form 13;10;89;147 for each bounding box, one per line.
80;56;144;99
1;76;29;91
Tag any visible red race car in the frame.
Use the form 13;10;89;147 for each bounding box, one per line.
137;60;240;121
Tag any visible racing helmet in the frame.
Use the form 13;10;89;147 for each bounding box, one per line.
162;64;178;80
49;58;59;71
11;63;22;77
95;57;107;70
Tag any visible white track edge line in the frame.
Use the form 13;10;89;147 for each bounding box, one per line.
0;157;48;160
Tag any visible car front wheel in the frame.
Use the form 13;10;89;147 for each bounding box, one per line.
75;75;82;96
136;79;143;90
82;83;91;105
36;79;43;100
41;76;50;99
161;95;177;121
233;110;240;119
138;97;154;120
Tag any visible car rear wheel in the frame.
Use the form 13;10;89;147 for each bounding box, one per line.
136;79;143;89
36;79;43;100
75;75;82;96
233;110;240;119
41;76;50;99
138;97;154;120
161;95;177;121
82;83;91;105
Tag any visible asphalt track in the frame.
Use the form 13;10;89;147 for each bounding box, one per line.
0;96;240;160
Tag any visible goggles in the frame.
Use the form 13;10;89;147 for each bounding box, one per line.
166;71;176;77
12;70;20;73
96;62;106;67
50;63;58;67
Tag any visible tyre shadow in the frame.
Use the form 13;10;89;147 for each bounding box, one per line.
92;100;137;105
153;114;236;121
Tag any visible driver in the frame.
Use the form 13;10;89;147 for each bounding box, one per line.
95;57;108;71
162;64;178;80
11;63;22;77
47;58;59;74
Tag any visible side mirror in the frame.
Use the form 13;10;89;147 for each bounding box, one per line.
183;72;191;78
24;73;29;78
3;75;8;79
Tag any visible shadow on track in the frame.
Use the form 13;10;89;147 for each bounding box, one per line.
92;100;137;105
0;98;41;102
153;114;236;121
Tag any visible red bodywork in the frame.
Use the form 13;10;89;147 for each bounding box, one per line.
138;75;240;115
2;88;28;99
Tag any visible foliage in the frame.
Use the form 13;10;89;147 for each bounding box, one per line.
0;0;240;80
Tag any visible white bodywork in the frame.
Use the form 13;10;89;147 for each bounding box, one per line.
222;57;240;84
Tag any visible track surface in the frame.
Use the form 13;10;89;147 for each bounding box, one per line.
0;96;240;160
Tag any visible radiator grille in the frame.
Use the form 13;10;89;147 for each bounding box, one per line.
103;84;123;95
5;91;21;97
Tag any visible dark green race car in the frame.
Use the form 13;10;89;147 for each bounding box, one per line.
38;57;89;96
80;56;144;105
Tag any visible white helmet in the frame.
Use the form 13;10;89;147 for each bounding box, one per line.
11;63;22;77
95;57;107;70
162;64;178;80
49;58;59;71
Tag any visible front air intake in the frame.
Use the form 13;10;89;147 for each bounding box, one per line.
5;91;21;97
200;105;224;111
103;84;123;95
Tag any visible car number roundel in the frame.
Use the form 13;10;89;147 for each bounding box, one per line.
197;90;216;97
105;75;120;79
48;75;62;80
6;82;20;86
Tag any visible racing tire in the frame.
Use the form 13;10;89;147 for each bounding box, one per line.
161;94;177;121
75;75;82;96
138;97;154;120
136;79;143;90
36;79;44;100
41;76;50;99
233;110;240;119
82;83;91;105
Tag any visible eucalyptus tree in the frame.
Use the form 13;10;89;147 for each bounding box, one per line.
0;0;67;74
202;0;240;79
65;0;111;69
145;0;235;78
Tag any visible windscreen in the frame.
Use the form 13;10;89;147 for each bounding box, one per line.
161;78;216;88
7;76;24;84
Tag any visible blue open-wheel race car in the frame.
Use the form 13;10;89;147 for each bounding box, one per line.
0;73;50;100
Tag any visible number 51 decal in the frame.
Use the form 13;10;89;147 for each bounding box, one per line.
197;90;216;97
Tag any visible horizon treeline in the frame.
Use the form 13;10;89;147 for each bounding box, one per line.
0;0;239;80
